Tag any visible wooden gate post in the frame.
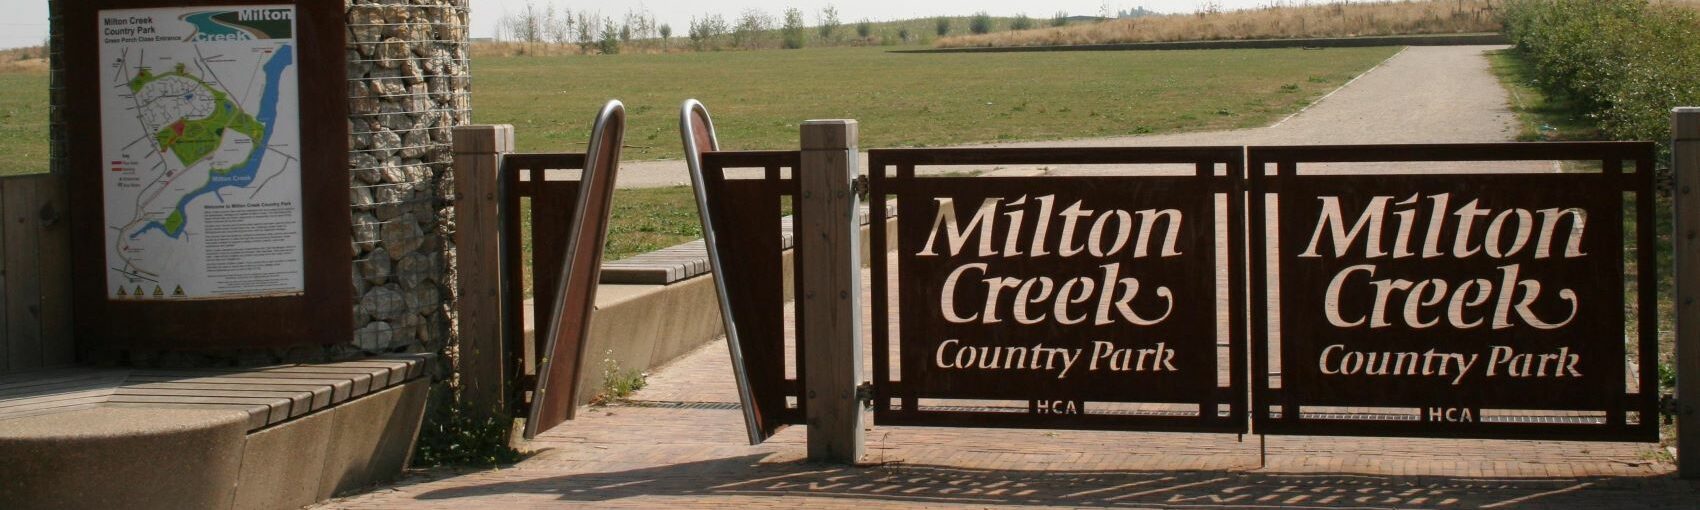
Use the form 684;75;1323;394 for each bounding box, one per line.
799;120;866;464
453;124;515;419
1676;108;1700;478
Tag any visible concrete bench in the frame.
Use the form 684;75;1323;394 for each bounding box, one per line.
0;355;430;510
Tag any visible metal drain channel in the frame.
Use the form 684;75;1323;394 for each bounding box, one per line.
618;400;745;410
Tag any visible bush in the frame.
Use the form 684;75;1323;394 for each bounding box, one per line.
1502;0;1700;148
781;8;806;49
856;19;872;39
936;17;951;36
969;12;993;34
1052;12;1069;28
598;20;620;54
1011;14;1034;31
819;6;840;40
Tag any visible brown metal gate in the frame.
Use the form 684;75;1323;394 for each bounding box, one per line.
1247;142;1661;441
867;147;1249;433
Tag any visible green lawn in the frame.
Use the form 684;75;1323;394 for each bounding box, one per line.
0;72;49;175
473;45;1399;159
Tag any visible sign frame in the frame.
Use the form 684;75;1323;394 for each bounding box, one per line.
64;0;351;351
1247;142;1660;442
869;147;1249;433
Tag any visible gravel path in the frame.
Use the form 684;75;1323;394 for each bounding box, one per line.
609;45;1525;187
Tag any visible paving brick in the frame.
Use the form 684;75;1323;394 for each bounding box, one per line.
321;254;1700;509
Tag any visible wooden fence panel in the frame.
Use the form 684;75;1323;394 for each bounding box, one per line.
0;173;76;374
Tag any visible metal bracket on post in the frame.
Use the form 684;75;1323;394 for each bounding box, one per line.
1674;107;1700;478
799;119;866;465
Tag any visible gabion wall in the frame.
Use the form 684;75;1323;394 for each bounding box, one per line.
347;0;471;361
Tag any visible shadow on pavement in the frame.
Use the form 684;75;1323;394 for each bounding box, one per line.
414;454;1698;508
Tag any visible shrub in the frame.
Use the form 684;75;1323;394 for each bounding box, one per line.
969;12;993;34
1052;12;1069;28
1502;0;1700;149
856;19;872;39
819;5;841;40
598;19;620;54
781;8;806;49
936;16;951;36
1011;14;1035;31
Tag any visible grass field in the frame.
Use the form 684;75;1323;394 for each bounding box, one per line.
0;72;49;175
0;45;1396;173
472;45;1400;159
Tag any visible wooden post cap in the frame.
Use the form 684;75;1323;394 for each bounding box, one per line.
452;124;516;153
800;120;859;151
1676;108;1700;141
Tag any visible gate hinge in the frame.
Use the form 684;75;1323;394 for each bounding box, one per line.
851;175;870;200
856;381;875;408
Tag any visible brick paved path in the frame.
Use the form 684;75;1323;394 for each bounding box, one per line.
325;269;1698;509
322;334;1696;509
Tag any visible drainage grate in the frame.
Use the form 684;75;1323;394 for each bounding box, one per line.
617;400;745;410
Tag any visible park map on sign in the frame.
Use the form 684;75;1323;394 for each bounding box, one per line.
100;6;305;300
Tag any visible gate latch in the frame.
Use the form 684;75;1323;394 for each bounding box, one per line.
855;381;874;408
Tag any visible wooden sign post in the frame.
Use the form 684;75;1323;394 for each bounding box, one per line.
1675;107;1700;478
799;120;865;464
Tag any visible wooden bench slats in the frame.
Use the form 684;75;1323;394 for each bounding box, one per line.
599;204;889;285
368;355;427;379
0;394;115;415
125;381;335;410
0;388;118;409
0;369;129;393
304;361;418;387
106;395;291;426
133;372;361;402
0;354;430;431
102;402;271;431
123;374;348;406
0;403;100;422
253;366;389;392
112;388;314;418
0;374;128;399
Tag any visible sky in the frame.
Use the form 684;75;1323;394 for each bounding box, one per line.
0;1;1372;50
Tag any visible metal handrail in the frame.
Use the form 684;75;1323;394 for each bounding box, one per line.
680;99;765;445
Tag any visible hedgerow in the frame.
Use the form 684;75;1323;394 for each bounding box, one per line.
1502;0;1700;149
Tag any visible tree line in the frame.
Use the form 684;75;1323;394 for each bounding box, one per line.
490;2;1078;54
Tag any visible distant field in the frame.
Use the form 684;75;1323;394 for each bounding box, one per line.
939;0;1502;48
474;45;1399;159
0;45;1396;171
